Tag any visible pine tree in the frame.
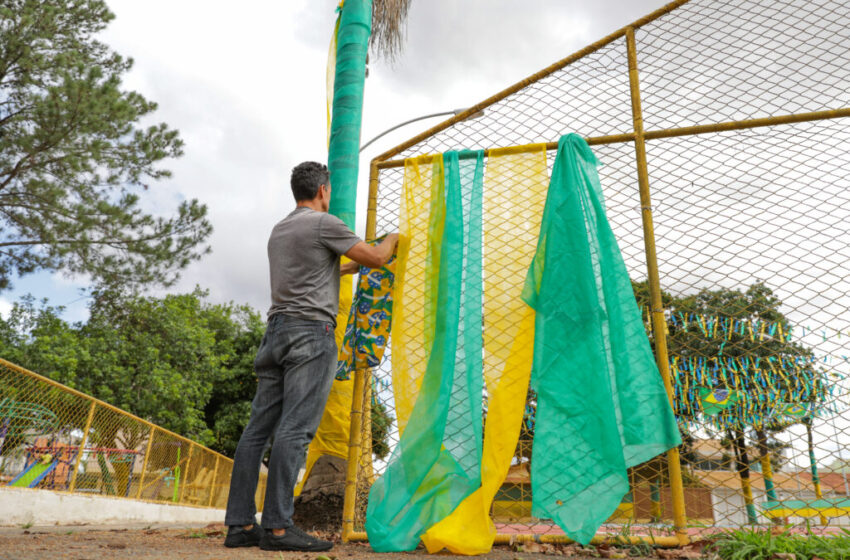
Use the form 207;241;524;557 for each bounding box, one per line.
0;1;211;290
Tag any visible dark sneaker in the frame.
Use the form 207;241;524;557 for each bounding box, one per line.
224;523;264;548
259;525;333;552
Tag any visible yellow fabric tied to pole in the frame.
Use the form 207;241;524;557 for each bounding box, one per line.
326;12;339;144
295;278;353;496
392;155;445;432
421;145;549;555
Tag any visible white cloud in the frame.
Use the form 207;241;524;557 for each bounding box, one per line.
93;0;668;313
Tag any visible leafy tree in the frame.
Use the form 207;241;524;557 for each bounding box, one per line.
0;0;210;291
202;305;264;456
0;290;258;447
371;400;394;461
634;280;834;523
0;291;398;470
633;281;827;441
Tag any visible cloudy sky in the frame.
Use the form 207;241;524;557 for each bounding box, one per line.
3;0;668;320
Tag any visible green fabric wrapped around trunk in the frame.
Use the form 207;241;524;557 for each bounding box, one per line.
328;0;372;229
522;133;681;544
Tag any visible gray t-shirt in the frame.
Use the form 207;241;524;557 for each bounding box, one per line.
267;207;361;324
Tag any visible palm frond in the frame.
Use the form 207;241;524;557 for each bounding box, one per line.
370;0;412;61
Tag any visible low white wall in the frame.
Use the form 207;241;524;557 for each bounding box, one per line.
0;486;225;527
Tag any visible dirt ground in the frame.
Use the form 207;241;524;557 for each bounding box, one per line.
0;524;694;560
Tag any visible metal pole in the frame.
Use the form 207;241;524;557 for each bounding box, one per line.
135;426;157;500
360;110;469;153
625;26;689;545
208;455;220;507
365;159;380;239
341;159;380;540
178;443;195;504
374;106;850;170
342;368;369;542
68;401;97;493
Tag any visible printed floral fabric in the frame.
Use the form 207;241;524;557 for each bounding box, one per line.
335;236;397;380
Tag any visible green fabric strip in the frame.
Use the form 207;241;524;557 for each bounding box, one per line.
327;0;372;229
444;151;484;479
522;134;681;545
366;151;484;551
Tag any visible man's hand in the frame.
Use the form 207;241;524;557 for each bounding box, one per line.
340;260;360;276
345;233;400;269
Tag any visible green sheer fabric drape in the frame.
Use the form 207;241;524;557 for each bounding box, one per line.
522;134;681;544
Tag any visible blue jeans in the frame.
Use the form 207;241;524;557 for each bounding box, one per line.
224;314;337;529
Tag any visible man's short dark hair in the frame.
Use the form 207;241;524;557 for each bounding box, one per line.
291;161;330;201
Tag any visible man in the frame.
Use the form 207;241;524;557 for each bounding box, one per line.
224;161;398;551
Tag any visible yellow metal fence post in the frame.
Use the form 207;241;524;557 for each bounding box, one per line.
68;401;97;493
178;443;195;504
341;158;381;542
135;426;157;500
208;454;220;507
365;159;380;240
342;368;369;542
625;26;689;545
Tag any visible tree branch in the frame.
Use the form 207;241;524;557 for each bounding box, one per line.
0;229;191;249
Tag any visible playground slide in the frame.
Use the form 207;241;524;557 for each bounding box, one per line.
8;460;57;488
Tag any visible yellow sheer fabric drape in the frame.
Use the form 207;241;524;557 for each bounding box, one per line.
326;15;338;145
415;146;549;554
391;155;445;433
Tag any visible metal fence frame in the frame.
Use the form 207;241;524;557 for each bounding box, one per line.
341;0;850;547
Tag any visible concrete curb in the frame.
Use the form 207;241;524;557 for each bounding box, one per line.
0;487;225;527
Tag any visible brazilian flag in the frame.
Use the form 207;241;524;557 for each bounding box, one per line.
774;402;810;419
699;386;742;416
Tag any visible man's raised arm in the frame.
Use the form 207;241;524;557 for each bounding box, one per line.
344;233;399;269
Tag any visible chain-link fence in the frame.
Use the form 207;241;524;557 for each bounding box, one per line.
0;358;266;510
345;0;850;545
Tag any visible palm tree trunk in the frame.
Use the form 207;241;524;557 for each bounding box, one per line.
755;429;778;501
805;419;827;526
755;428;783;525
328;0;372;229
730;429;758;524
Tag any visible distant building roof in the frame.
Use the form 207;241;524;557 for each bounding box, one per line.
692;470;850;495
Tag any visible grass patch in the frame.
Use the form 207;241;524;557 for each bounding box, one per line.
709;528;850;560
185;531;207;539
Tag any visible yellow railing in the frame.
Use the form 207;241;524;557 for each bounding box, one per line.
0;358;265;510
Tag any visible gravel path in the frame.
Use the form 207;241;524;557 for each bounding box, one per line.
0;525;637;560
